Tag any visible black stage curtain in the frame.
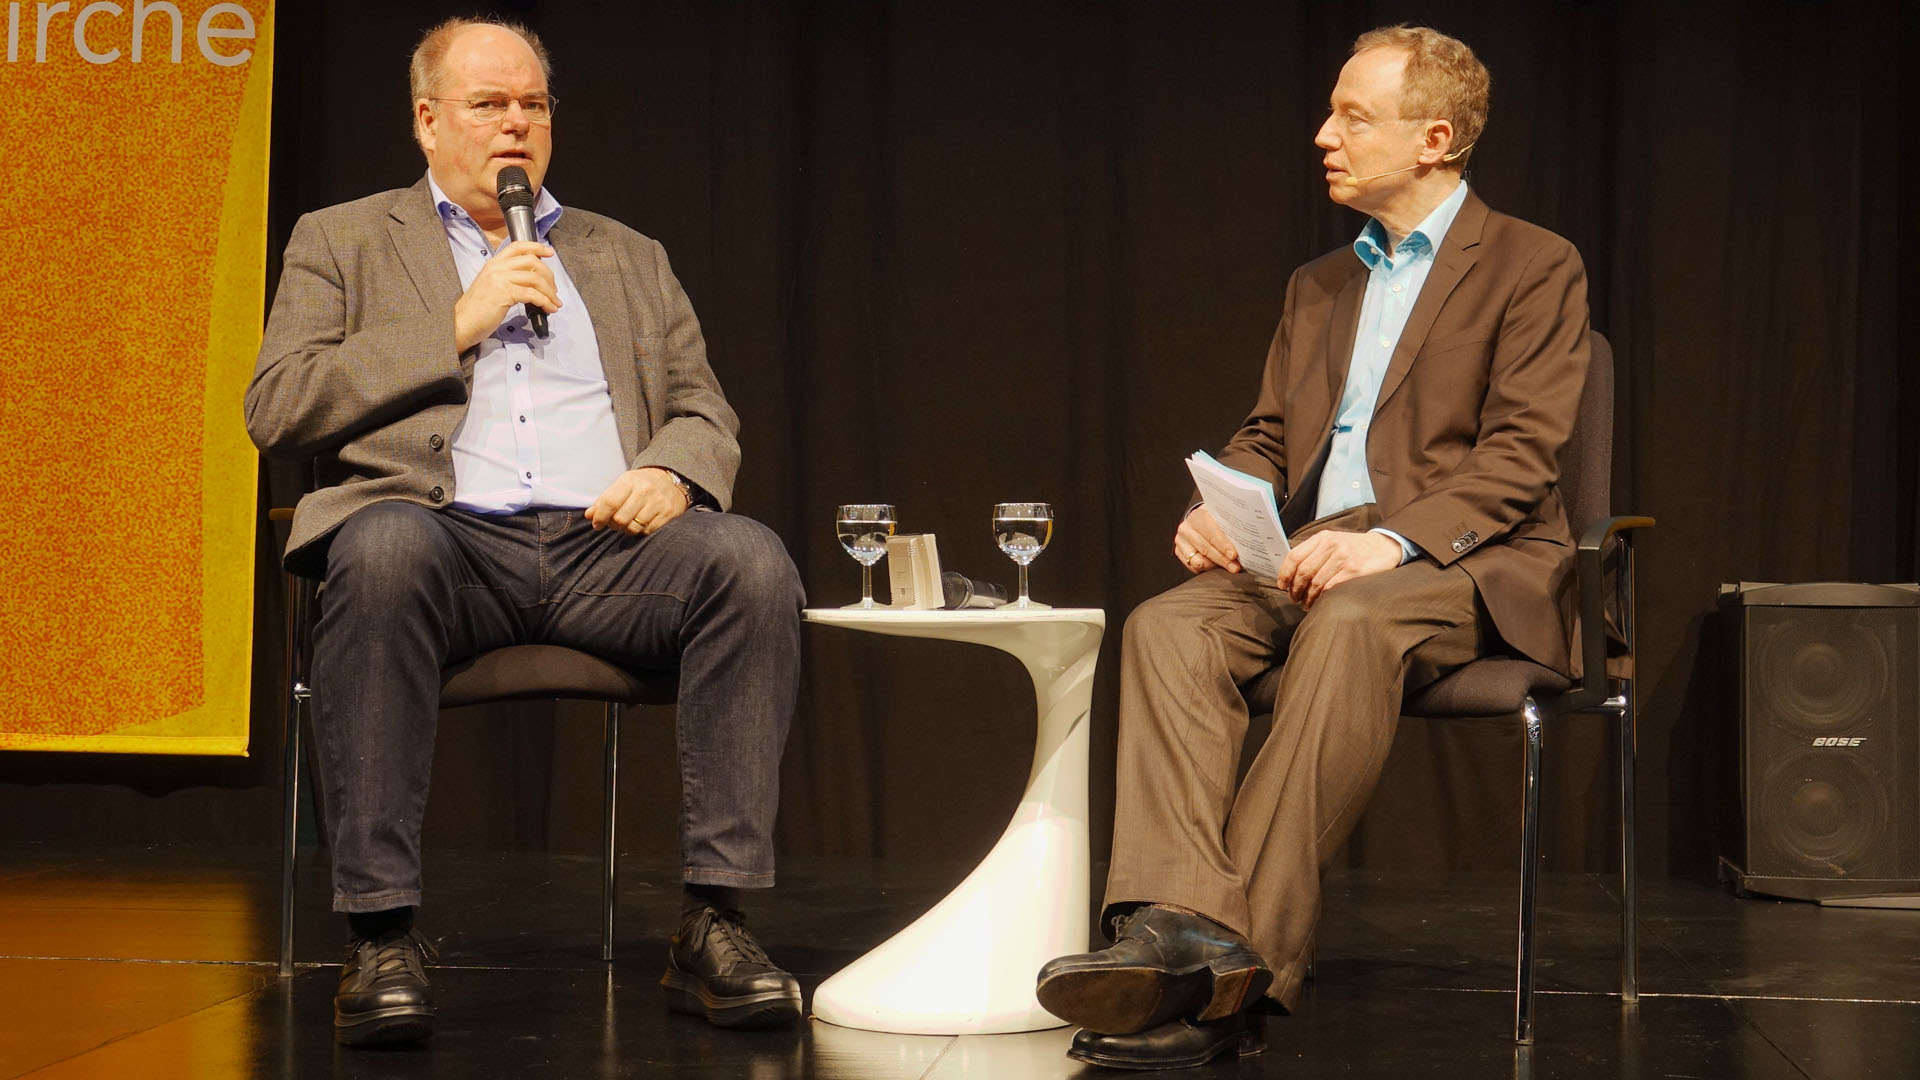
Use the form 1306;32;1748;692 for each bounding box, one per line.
5;0;1910;882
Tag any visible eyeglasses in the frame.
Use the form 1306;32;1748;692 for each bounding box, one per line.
428;95;557;124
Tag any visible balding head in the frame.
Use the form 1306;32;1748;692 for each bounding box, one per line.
410;16;551;112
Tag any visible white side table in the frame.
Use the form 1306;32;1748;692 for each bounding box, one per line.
802;606;1106;1035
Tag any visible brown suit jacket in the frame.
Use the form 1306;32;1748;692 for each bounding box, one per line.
1215;190;1590;675
245;178;740;578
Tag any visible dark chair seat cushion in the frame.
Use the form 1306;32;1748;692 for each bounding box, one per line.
1402;657;1570;717
439;645;678;709
1240;655;1570;719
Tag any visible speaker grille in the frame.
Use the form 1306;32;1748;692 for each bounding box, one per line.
1742;605;1920;881
1752;617;1889;733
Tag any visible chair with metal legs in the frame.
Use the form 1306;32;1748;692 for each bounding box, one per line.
269;531;678;975
1242;330;1652;1043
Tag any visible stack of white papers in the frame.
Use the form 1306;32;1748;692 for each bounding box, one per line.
1184;450;1292;580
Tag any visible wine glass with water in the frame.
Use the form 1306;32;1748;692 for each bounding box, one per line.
836;504;896;609
992;502;1053;609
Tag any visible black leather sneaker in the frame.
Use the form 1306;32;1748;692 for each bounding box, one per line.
334;928;437;1048
661;906;802;1029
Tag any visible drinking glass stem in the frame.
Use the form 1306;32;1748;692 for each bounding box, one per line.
861;563;875;608
1017;562;1031;607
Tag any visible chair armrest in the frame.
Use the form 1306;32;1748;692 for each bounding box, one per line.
1571;515;1656;709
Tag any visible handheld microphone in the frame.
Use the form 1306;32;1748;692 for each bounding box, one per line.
940;571;1008;609
1338;141;1476;189
494;166;549;338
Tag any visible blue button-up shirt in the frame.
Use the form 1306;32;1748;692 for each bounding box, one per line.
426;173;627;513
1316;180;1472;560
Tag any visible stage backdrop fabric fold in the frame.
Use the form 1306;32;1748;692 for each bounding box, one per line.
1;1;275;755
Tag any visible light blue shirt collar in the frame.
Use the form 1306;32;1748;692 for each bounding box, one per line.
1352;180;1470;270
425;170;564;242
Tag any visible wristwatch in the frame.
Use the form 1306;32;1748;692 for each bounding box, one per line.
661;468;698;509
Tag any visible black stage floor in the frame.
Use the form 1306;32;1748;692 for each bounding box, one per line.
2;845;1916;1078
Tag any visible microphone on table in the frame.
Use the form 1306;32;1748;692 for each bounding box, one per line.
1338;141;1476;189
941;571;1008;610
495;165;549;338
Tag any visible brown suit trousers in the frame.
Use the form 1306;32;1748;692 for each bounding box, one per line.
1103;506;1490;1011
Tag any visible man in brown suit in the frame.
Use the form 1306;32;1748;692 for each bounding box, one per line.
1036;26;1590;1070
247;17;804;1047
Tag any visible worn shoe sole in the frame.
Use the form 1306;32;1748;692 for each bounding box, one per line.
1037;955;1272;1035
335;1004;434;1048
1067;1026;1265;1070
661;970;803;1029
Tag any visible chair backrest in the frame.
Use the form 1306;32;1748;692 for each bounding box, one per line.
1557;330;1614;534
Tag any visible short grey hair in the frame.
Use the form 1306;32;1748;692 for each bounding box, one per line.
1351;25;1489;169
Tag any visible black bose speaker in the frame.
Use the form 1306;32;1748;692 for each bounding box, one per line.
1719;582;1920;902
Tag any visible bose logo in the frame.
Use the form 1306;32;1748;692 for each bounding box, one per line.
1811;737;1866;747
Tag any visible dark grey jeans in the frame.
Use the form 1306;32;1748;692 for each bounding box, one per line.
310;501;804;913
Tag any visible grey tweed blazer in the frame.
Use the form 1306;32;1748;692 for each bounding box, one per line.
245;177;741;578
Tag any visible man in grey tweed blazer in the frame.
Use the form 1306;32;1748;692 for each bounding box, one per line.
246;17;804;1047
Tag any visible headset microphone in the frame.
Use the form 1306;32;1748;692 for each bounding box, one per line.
1338;141;1476;189
1339;161;1421;188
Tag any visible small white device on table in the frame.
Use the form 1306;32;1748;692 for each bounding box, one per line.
803;605;1106;1035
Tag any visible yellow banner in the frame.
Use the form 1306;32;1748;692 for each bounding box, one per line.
1;1;274;754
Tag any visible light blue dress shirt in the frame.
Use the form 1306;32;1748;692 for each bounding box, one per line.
426;172;628;514
1316;180;1472;561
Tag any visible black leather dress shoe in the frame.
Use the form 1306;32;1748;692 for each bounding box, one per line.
1036;905;1271;1035
661;906;803;1029
334;928;437;1048
1069;1008;1264;1070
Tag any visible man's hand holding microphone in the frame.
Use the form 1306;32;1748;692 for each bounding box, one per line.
452;165;560;353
